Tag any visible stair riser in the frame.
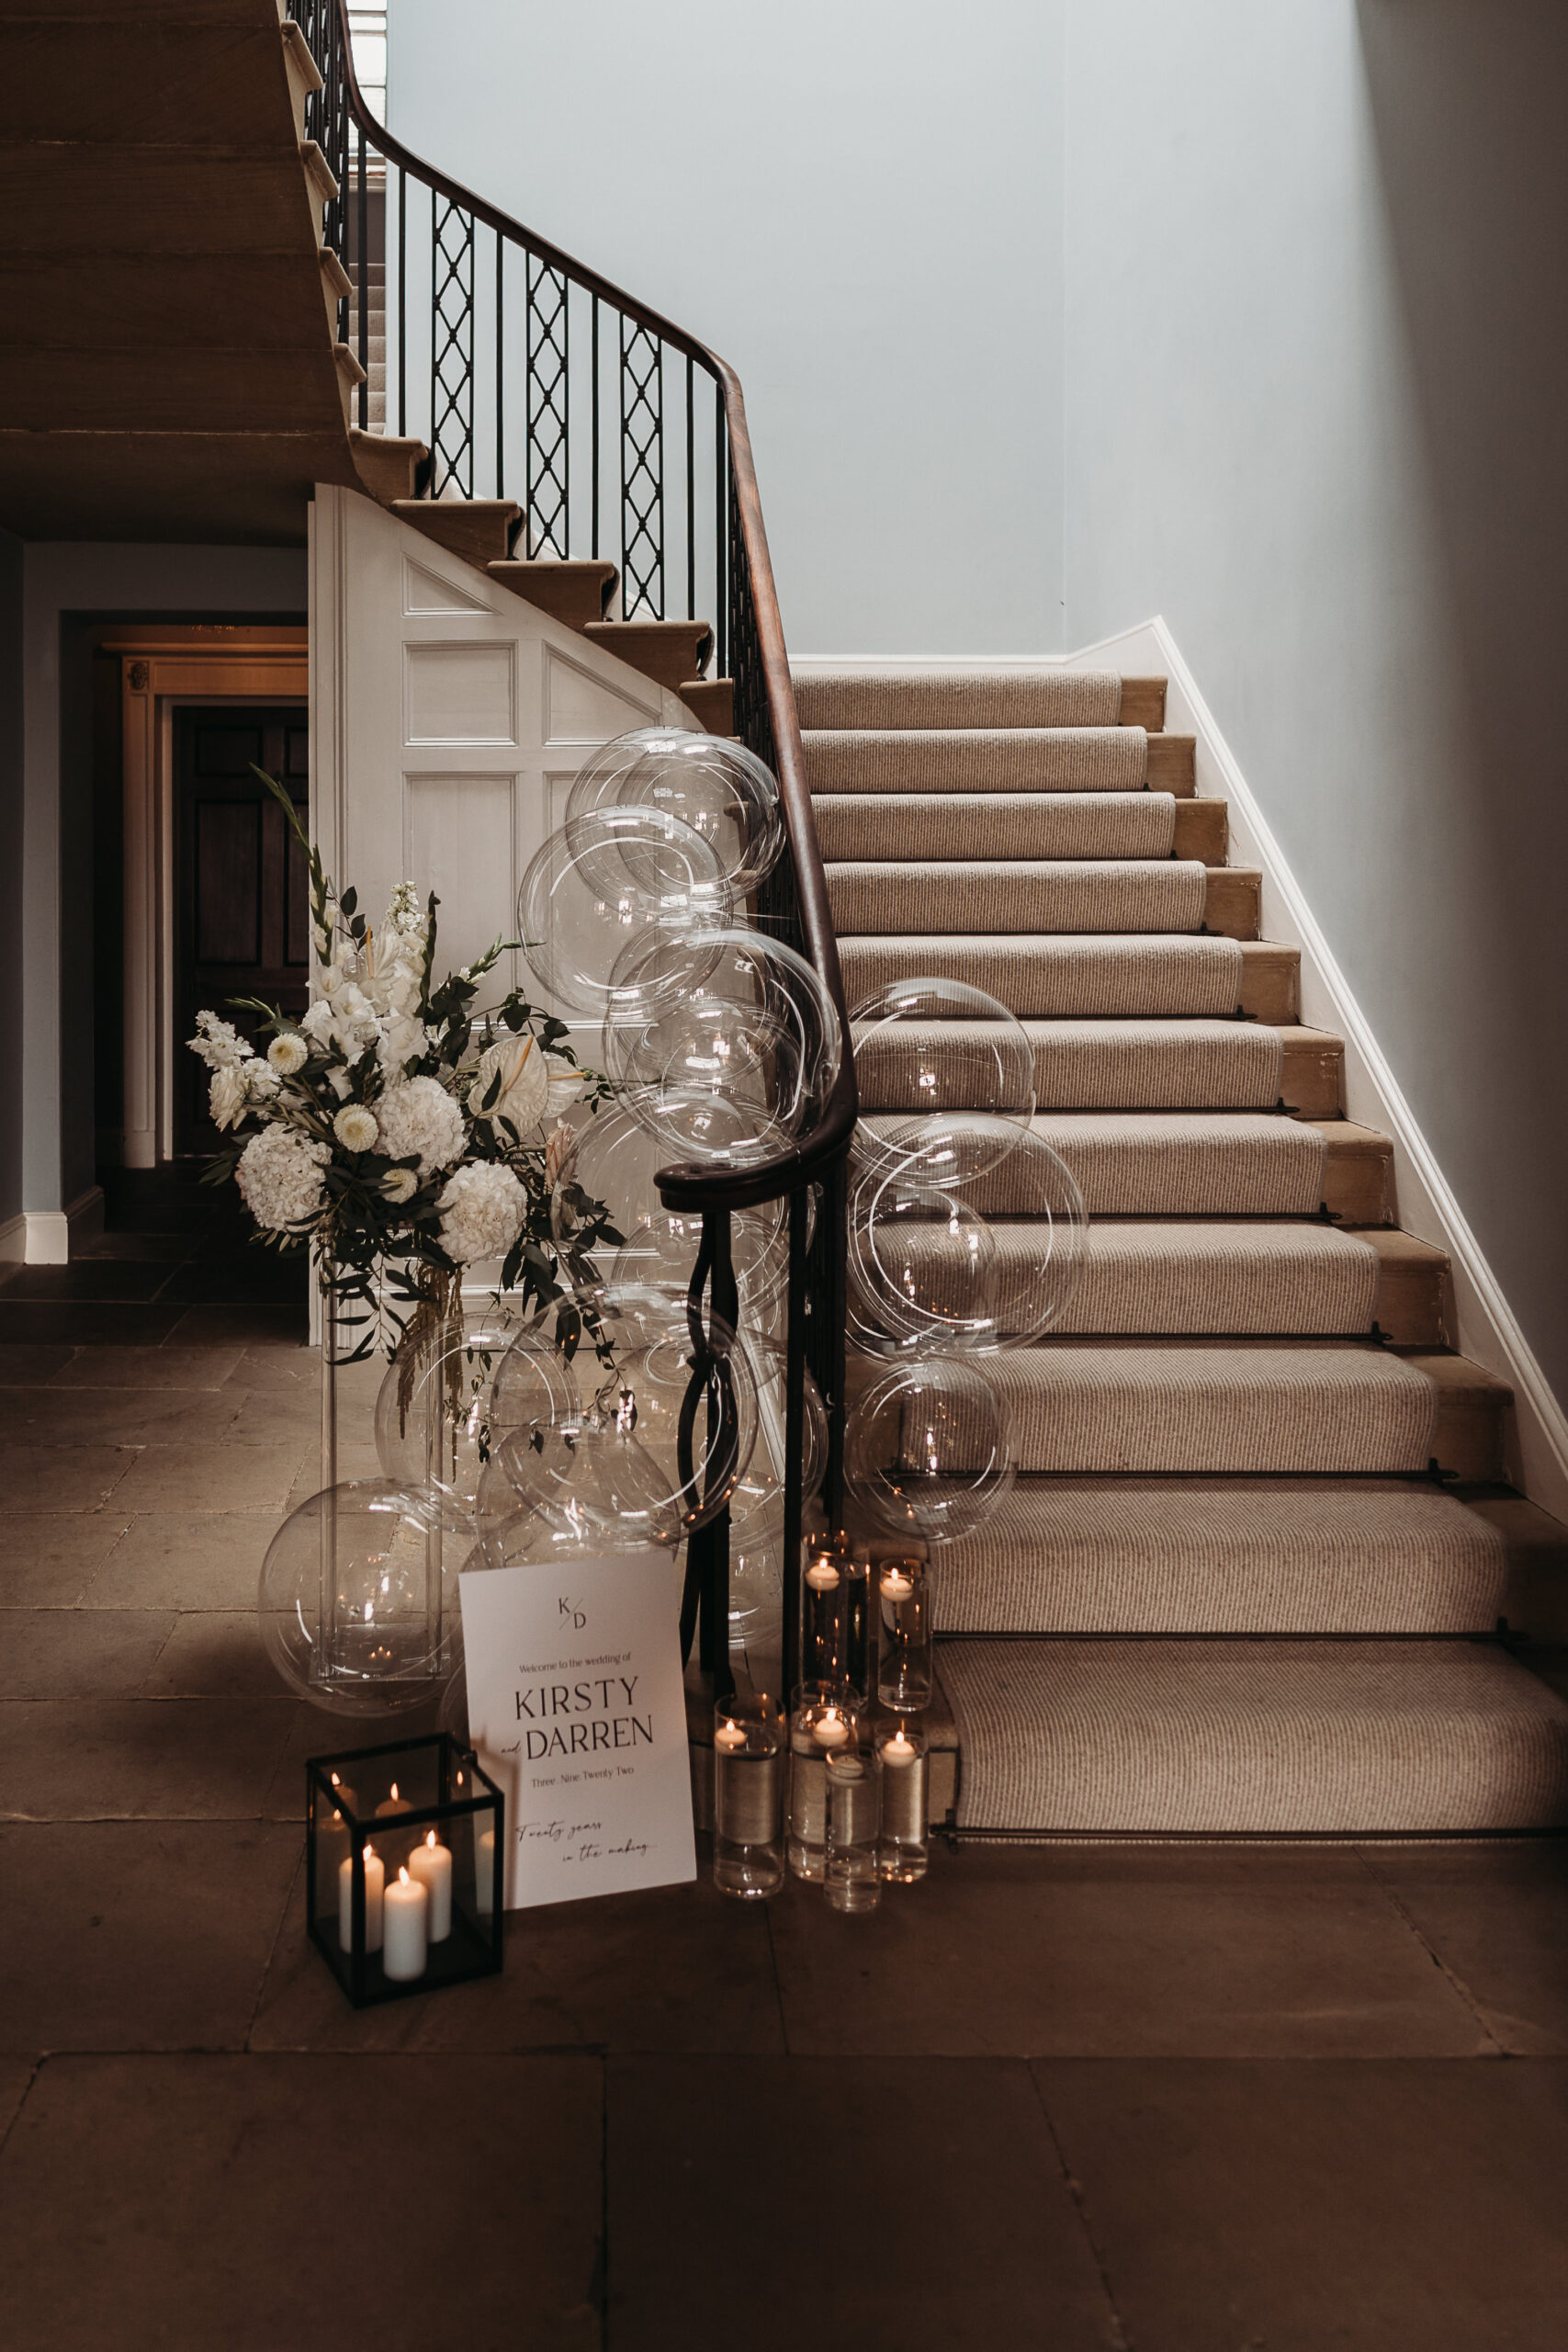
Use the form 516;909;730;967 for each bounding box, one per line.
816;793;1179;864
840;937;1247;1020
828;862;1214;939
852;1020;1284;1114
795;670;1127;730
803;729;1149;796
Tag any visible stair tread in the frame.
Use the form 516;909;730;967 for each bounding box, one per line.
794;667;1129;732
937;1639;1568;1832
928;1476;1509;1635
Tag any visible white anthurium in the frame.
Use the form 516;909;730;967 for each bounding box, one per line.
473;1033;549;1136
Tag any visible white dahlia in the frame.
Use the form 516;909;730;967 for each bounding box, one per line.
381;1166;418;1205
436;1161;526;1264
235;1126;330;1231
472;1033;548;1136
375;1074;467;1179
268;1032;309;1076
333;1103;379;1154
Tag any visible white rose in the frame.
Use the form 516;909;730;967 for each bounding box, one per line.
473;1034;548;1136
268;1033;308;1076
333;1104;379;1153
382;1166;418;1204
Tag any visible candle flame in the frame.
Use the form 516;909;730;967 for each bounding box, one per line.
331;1771;342;1788
389;1782;399;1801
363;1843;374;1862
425;1829;437;1849
399;1865;411;1885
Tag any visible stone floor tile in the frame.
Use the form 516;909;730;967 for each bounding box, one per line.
0;1511;133;1605
156;1259;309;1307
0;2060;36;2143
0;1302;187;1347
0;1345;77;1387
140;1613;278;1696
83;1510;281;1611
220;1389;323;1448
163;1303;309;1348
1359;1840;1568;2054
73;1232;192;1262
0;1262;175;1304
109;1442;303;1512
0;1823;299;2054
0;1444;135;1512
0;2052;603;2348
771;1842;1490;2057
251;1859;784;2055
608;2054;1119;2349
0;1610;175;1699
1035;2056;1568;2351
220;1345;319;1392
0;1697;299;1820
48;1345;246;1390
0;1388;244;1447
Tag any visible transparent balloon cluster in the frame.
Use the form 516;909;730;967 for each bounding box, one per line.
261;727;840;1714
841;978;1089;1548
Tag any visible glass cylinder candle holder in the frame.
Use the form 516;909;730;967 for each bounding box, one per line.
875;1717;930;1883
713;1689;785;1899
306;1734;503;2007
801;1539;848;1690
825;1747;882;1914
843;1549;874;1706
876;1557;932;1712
787;1690;860;1882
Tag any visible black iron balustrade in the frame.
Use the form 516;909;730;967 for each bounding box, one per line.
290;0;859;1696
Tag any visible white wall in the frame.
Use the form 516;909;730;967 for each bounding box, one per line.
386;0;1066;656
1062;0;1568;1414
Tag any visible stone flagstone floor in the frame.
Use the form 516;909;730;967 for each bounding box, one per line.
2;1170;1567;2346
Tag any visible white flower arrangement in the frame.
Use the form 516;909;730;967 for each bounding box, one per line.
186;769;617;1363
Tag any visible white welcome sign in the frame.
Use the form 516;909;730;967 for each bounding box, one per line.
457;1554;696;1909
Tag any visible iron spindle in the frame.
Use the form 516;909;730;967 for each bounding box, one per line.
591;295;600;561
495;229;504;499
685;353;695;620
783;1184;808;1699
396;163;406;438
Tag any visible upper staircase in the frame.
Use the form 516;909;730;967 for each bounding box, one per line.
804;662;1568;1833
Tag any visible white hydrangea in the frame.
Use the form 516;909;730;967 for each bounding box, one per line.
436;1161;526;1264
375;1075;467;1179
333;1104;379;1153
472;1034;548;1135
268;1032;308;1076
235;1126;331;1230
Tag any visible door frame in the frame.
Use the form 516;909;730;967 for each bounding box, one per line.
107;632;308;1168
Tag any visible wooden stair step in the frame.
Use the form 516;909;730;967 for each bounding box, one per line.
1395;1350;1514;1482
1279;1025;1343;1116
1145;733;1195;792
582;617;712;694
318;247;352;332
679;678;734;734
390;497;523;566
299;139;339;210
1454;1489;1568;1640
350;428;426;503
1202;866;1260;940
1361;1228;1449;1347
489;557;616;629
1238;941;1299;1022
1118;677;1168;730
1171;796;1226;859
1314;1120;1394;1225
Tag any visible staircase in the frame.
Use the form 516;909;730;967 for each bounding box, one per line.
804;662;1568;1833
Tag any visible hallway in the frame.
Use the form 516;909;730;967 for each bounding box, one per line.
1;1176;1566;2344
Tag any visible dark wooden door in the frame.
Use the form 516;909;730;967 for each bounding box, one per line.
173;706;310;1156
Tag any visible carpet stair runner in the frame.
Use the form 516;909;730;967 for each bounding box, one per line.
801;660;1568;1833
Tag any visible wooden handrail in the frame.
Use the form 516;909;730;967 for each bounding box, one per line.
321;5;857;1216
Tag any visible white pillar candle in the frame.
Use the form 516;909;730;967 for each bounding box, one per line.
382;1866;429;1982
474;1825;496;1917
374;1781;412;1817
338;1843;384;1953
408;1829;452;1941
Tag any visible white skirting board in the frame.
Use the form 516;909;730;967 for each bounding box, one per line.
795;623;1568;1524
19;1187;106;1266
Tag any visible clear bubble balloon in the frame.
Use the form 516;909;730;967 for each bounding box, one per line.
850;976;1035;1184
257;1481;460;1715
873;1116;1089;1347
373;1321;518;1533
846;1167;1000;1354
491;1289;760;1547
566;726;784;894
515;806;732;1019
844;1355;1015;1546
603;927;843;1170
549;1101;791;1318
728;1331;829;1532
